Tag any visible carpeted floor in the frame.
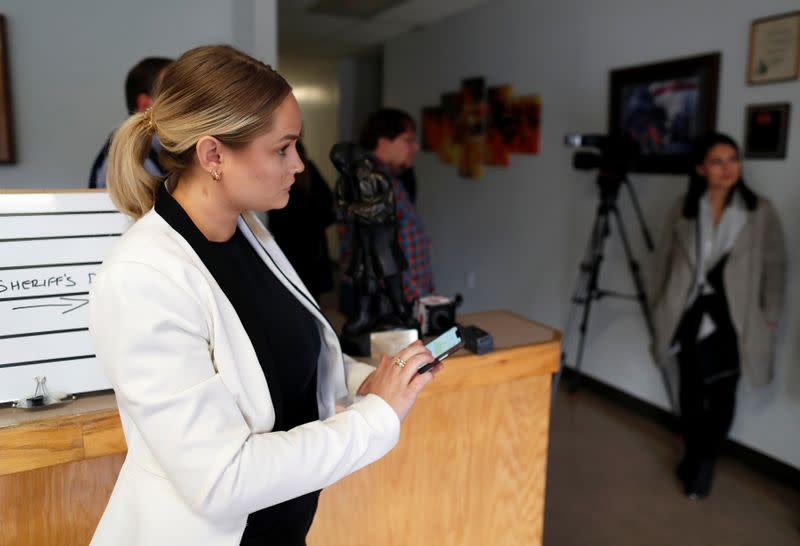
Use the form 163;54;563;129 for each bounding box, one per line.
543;386;800;545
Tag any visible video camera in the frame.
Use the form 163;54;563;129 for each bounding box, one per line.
564;133;638;184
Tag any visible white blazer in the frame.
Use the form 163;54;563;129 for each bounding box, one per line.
88;209;400;546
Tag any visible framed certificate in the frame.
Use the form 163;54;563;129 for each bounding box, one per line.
747;11;800;84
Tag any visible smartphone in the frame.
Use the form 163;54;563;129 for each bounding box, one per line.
418;325;464;373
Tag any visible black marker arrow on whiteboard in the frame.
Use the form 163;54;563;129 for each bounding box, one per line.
12;296;89;314
59;296;89;314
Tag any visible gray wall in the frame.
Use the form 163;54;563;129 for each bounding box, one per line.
338;53;383;144
0;0;276;189
384;0;800;468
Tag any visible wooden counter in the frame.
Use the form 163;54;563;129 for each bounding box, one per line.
0;397;126;545
0;310;559;545
308;310;560;545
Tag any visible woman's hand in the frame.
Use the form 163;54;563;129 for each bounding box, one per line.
356;340;440;421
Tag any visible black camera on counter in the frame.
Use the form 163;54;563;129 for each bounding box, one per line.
414;294;463;336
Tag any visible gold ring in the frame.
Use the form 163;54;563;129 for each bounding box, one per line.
393;357;407;369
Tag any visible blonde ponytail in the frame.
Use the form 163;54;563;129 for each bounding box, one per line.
106;111;161;219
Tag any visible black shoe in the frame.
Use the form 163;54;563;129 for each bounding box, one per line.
684;457;714;499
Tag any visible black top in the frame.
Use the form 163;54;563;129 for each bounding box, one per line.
155;185;322;545
675;254;740;384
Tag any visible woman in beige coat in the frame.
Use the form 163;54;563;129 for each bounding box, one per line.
650;133;786;499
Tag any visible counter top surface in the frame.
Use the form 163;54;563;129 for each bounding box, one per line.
0;393;118;430
0;310;559;431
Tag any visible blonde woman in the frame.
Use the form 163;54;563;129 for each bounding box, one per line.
89;45;438;546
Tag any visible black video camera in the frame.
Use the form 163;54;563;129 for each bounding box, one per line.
564;133;638;184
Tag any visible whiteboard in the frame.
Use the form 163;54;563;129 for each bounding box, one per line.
0;191;131;403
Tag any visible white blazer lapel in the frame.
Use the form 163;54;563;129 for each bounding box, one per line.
238;213;326;327
238;213;348;415
149;211;275;431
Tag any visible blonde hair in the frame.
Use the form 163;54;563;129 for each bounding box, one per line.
107;45;292;219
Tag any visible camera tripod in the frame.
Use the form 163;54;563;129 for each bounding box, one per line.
555;175;675;414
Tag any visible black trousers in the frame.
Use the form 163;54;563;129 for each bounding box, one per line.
673;256;741;495
677;339;739;468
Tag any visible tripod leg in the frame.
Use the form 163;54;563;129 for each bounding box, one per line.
554;212;603;401
554;208;609;400
553;271;591;401
623;178;654;250
570;220;609;393
610;207;676;414
570;287;597;393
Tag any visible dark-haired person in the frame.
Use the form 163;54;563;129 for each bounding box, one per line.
650;133;786;499
89;45;439;545
88;56;172;189
268;139;336;302
339;108;433;318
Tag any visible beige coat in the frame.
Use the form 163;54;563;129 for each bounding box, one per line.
649;195;786;387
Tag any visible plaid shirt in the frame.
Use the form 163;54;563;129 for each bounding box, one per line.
339;170;434;302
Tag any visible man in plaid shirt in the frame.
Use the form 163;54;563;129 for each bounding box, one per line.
339;108;434;310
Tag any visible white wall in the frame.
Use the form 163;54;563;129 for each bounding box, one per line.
384;0;800;468
0;0;277;189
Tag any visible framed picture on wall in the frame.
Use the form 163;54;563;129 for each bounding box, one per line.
744;103;791;159
747;11;800;84
608;52;720;173
0;15;15;164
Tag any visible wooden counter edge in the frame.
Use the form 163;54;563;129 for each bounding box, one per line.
419;338;560;399
0;409;126;476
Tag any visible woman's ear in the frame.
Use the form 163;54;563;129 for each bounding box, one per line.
135;93;153;113
196;136;223;173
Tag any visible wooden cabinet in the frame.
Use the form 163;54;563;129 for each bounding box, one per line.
308;311;559;545
0;405;126;545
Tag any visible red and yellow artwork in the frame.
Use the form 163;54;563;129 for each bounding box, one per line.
456;77;487;179
421;107;443;152
485;84;514;166
509;95;541;154
438;92;461;165
421;80;540;179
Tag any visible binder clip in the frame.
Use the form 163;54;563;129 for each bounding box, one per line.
13;376;73;410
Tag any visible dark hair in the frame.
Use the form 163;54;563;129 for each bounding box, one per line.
359;108;416;150
682;132;757;218
124;57;173;114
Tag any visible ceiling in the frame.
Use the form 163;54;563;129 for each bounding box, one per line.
279;0;491;58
